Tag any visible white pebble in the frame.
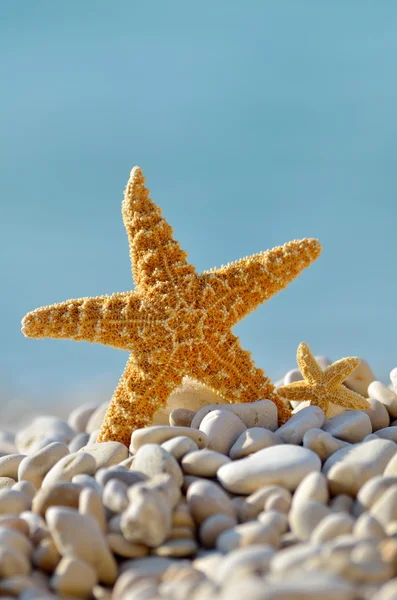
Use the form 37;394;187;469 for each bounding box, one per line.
130;425;207;453
18;442;70;489
199;410;247;455
277;406;325;445
229;427;280;460
41;452;96;489
181;449;231;477
368;381;397;418
322;411;372;443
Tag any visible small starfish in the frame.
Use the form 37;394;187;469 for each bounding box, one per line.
278;342;370;415
22;167;322;446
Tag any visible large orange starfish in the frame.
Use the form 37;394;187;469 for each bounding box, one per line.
278;342;370;415
22;167;322;446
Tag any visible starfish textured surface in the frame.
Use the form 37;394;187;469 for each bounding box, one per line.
278;342;370;415
22;167;322;446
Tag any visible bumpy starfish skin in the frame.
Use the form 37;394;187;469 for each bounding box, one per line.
278;342;370;415
22;167;322;446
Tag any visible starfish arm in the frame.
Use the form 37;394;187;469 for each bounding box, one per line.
96;353;183;446
328;386;370;412
324;357;361;388
296;342;324;385
123;167;197;296
199;238;322;327
277;380;318;402
21;291;150;351
189;333;292;424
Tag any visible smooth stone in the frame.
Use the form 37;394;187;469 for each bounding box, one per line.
68;432;90;453
32;536;61;572
214;545;274;584
0;490;30;515
0;517;30;536
18;442;70;489
384;453;397;476
46;507;117;585
0;527;33;557
79;487;106;533
166;376;230;413
102;479;129;513
32;482;82;518
329;494;354;514
217;444;321;495
373;426;397;442
0;548;31;578
289;500;331;541
13;481;36;502
85;402;109;434
216;521;280;553
169;408;196;427
344;359;375;397
68;404;97;433
181;449;231;477
370;485;397;528
154;538;197;557
322;411;372;443
199;514;237;548
270;542;322;573
41;452;96;489
19;511;48;545
291;472;329;509
303;428;350;461
15;417;75;455
161;436;199;460
192;400;278;431
311;512;354;543
79;442;128;469
130;425;207;453
107;533;149;558
368;382;397;418
0;455;25;480
277;406;325;445
95;466;146;488
257;511;289;534
239;486;292;522
355;475;397;515
323;439;397;496
363;399;390;432
171;502;195;528
353;513;386;540
72;474;102;494
132;444;183;487
51;555;98;597
229;428;280;460
199;410;246;455
187;479;235;524
264;491;291;513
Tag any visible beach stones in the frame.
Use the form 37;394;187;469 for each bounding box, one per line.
199;410;246;455
322;411;372;443
276;406;325;444
368;381;397;418
218;445;321;494
15;417;75;455
229;427;279;460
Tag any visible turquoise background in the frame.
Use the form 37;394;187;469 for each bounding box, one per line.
1;1;396;417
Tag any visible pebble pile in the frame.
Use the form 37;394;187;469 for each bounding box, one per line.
1;367;397;599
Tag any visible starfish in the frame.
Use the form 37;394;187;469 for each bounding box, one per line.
278;342;370;415
22;167;322;446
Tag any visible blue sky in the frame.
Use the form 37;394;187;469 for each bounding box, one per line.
1;1;397;415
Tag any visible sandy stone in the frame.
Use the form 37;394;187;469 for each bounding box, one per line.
303;428;350;461
368;381;397;418
239;485;292;522
169;408;196;428
132;444;183;487
68;403;98;433
46;506;117;585
229;428;280;460
79;487;106;533
0;454;25;480
85;402;109;434
199;514;237;548
18;442;70;489
80;441;128;470
216;521;280;552
344;359;375;397
322;411;372;443
32;537;61;573
277;406;325;444
363;398;390;432
181;449;231;477
161;436;199;460
187;479;235;524
289;500;331;541
0;489;30;515
323;439;397;496
41;452;96;488
51;555;98;597
32;482;82;518
218;444;321;495
130;426;207;453
192;400;278;431
107;533;148;558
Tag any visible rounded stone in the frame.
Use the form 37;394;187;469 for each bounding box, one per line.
0;490;30;515
0;455;25;480
15;417;75;455
0;527;33;557
363;398;390;432
181;449;231;477
368;381;397;418
68;404;98;433
303;428;350;462
41;452;96;489
239;485;292;522
169;408;196;427
130;425;207;453
199;410;247;455
311;512;354;543
85;402;109;434
276;406;325;445
51;555;98;597
107;533;149;558
132;444;183;487
216;521;280;553
161;436;199;461
374;426;397;443
192;400;278;431
154;538;197;558
344;359;375;397
214;545;274;584
291;472;329;509
229;428;280;460
79;442;128;469
186;479;235;524
322;411;372;443
32;482;82;518
289;500;331;541
18;442;70;489
199;514;237;548
217;444;321;495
